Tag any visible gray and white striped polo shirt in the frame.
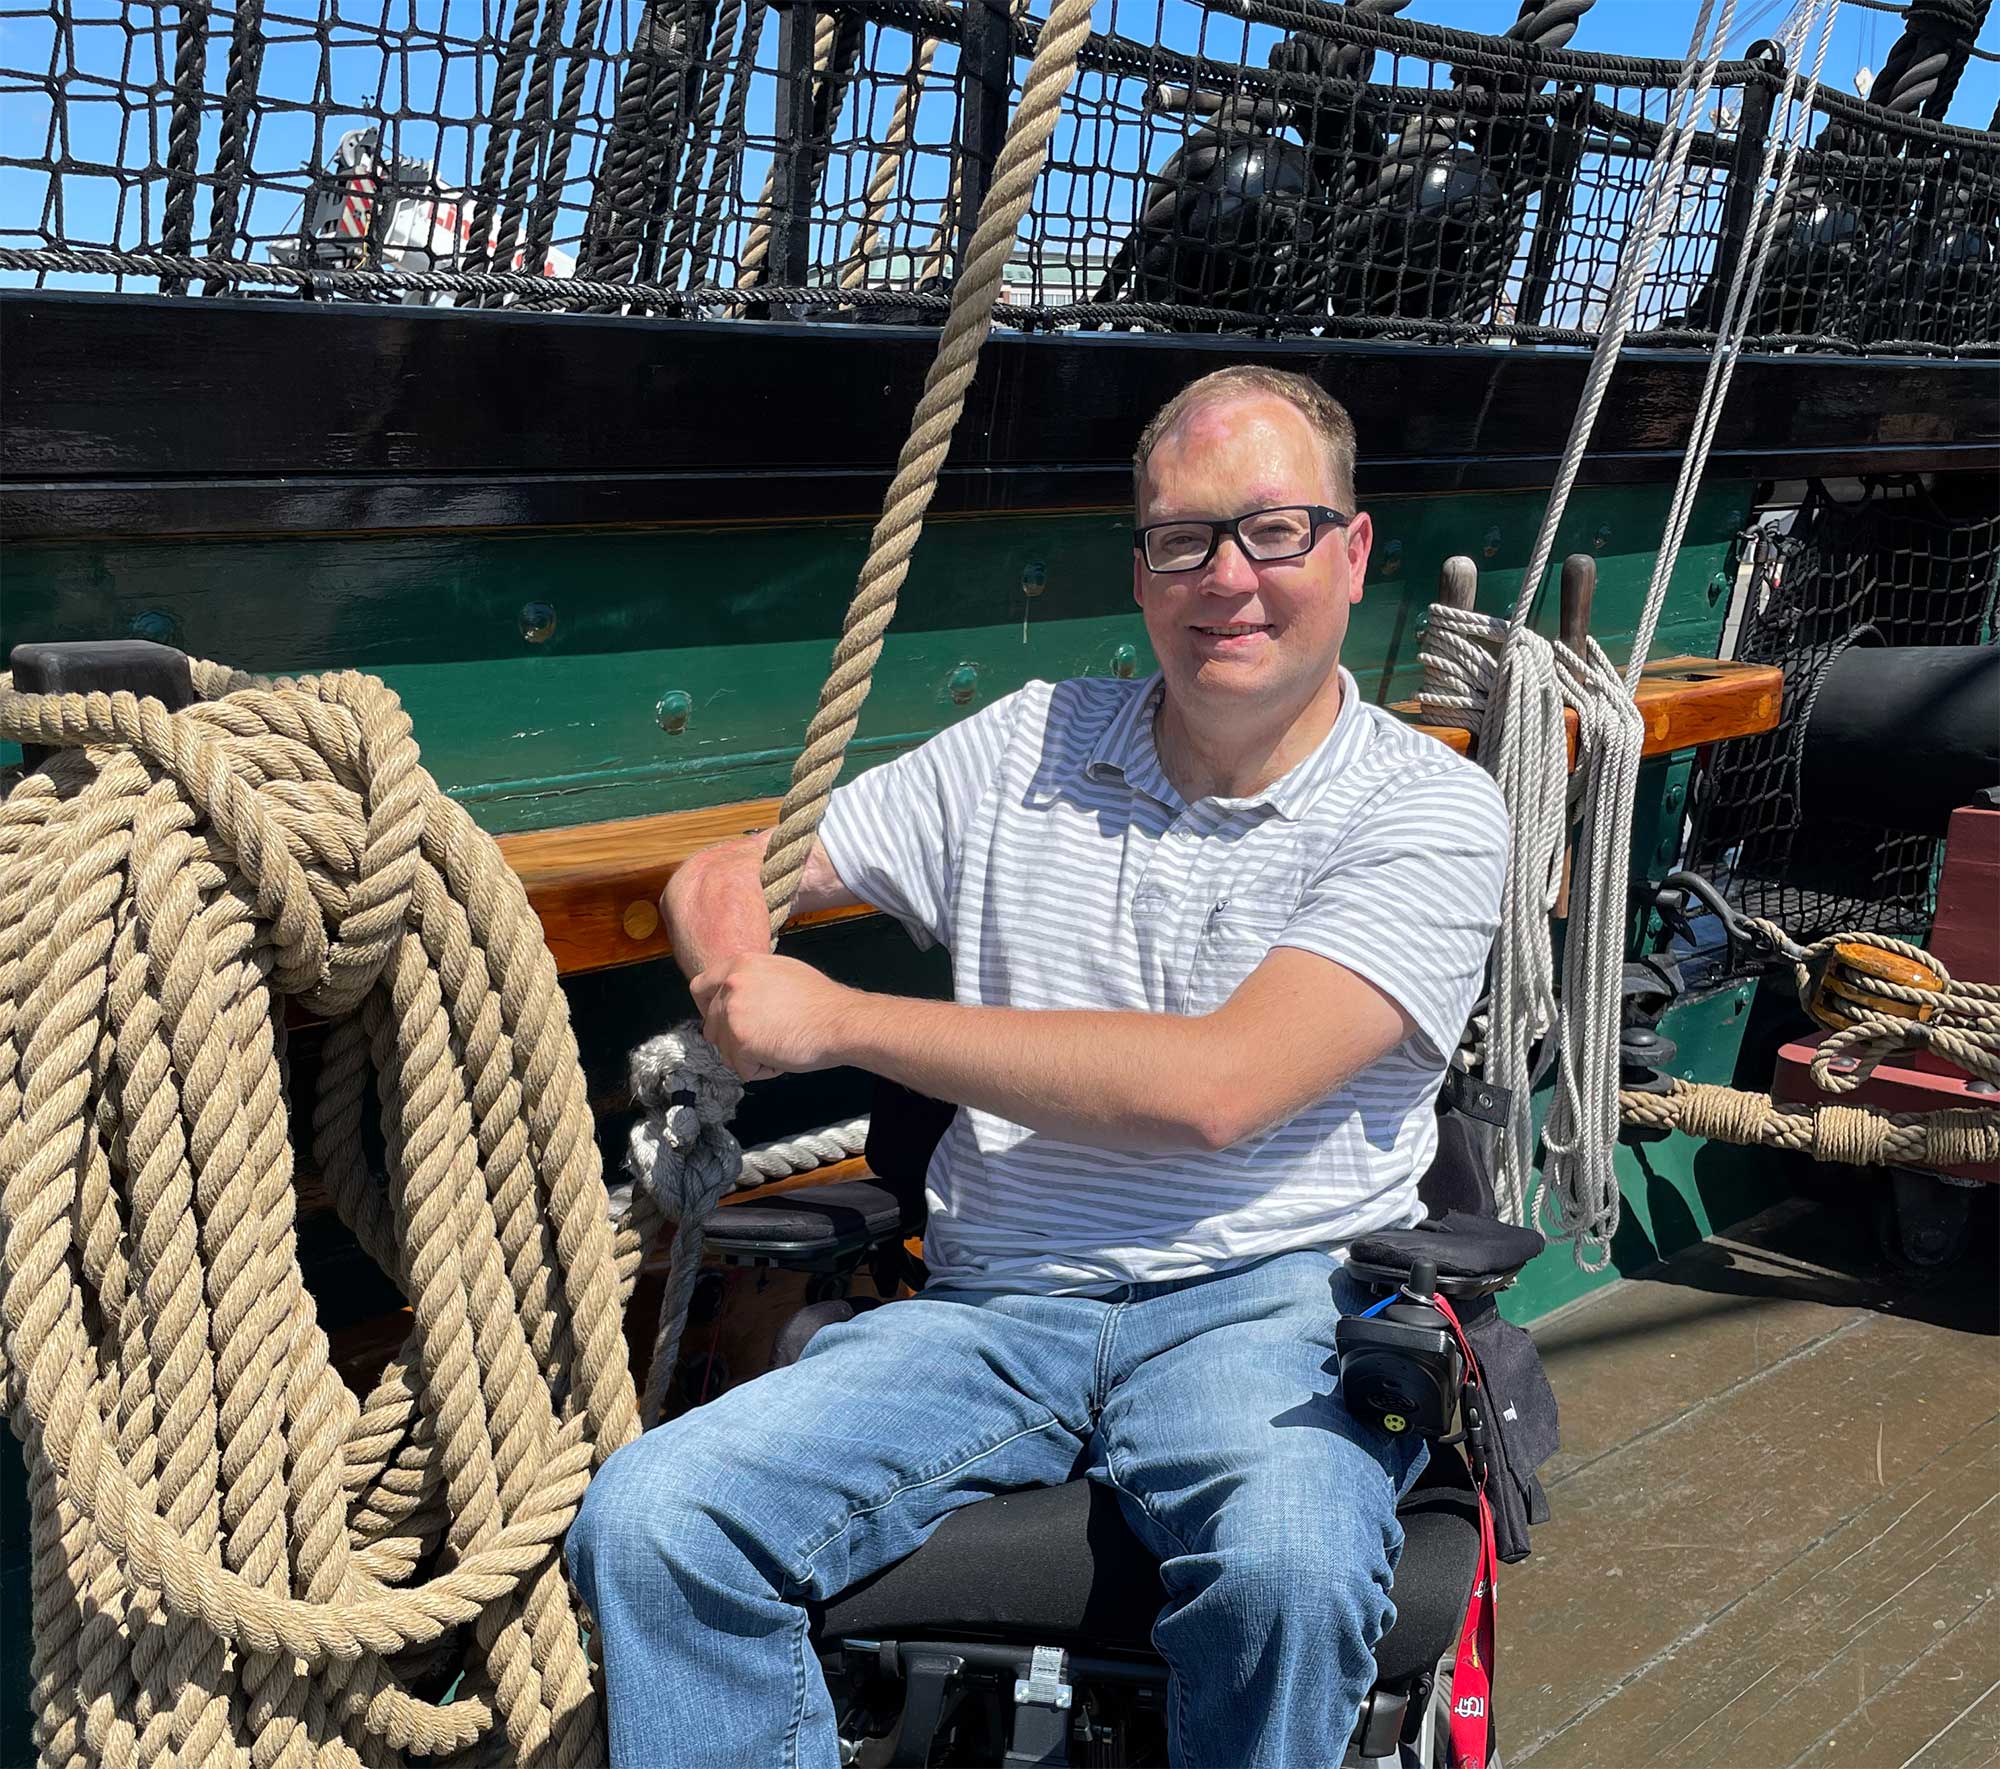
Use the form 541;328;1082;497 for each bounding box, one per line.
818;668;1508;1295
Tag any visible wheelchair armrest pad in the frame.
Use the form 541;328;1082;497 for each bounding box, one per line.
1350;1211;1546;1284
772;1296;884;1368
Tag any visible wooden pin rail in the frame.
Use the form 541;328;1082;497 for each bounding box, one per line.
494;654;1781;979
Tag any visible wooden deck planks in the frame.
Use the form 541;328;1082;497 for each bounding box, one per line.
1505;1196;2000;1768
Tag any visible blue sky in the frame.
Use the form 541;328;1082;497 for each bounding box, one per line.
1429;0;1995;125
1;0;1993;292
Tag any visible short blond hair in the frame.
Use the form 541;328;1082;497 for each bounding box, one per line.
1133;366;1358;513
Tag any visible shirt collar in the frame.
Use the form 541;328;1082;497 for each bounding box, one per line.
1083;667;1367;821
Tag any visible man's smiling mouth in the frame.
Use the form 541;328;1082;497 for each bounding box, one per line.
1192;623;1273;637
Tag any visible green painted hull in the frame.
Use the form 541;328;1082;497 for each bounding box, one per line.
2;481;1746;831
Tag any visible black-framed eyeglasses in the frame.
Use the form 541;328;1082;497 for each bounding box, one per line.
1132;504;1352;574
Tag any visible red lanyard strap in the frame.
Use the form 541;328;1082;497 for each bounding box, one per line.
1432;1293;1499;1769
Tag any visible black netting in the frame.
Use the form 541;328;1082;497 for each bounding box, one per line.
2;0;1996;349
1685;476;2000;947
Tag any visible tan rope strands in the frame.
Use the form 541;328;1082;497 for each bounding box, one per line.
840;36;942;288
1620;1080;2000;1170
0;663;643;1765
756;0;1099;936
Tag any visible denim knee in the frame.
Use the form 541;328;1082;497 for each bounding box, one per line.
1209;1494;1401;1652
565;1422;777;1617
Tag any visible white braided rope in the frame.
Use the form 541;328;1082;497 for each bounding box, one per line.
1626;0;1842;685
1539;639;1646;1267
618;1113;872;1217
737;1116;871;1185
1508;0;1741;635
1419;0;1740;1231
1421;604;1570;1221
1536;0;1840;1266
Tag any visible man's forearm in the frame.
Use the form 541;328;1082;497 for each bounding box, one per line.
662;835;772;981
831;991;1229;1153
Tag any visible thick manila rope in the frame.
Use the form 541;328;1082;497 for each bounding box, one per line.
842;37;944;288
753;0;1100;933
0;662;643;1766
1619;1081;2000;1169
1419;0;1741;1239
621;0;1102;1425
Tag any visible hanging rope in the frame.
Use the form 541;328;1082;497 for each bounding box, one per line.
0;663;650;1766
1626;1;1843;686
1535;641;1646;1265
1419;605;1570;1224
753;0;1098;929
841;35;944;288
615;0;1100;1432
1540;0;1839;1266
1418;0;1737;1233
1419;0;1854;1266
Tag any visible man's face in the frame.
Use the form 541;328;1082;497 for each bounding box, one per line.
1133;394;1371;717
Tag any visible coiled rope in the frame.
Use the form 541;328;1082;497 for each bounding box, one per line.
0;663;649;1766
1752;922;2000;1092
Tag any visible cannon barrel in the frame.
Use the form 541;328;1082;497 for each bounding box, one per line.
1798;645;2000;838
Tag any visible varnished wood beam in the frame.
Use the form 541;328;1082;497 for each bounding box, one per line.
500;655;1781;978
1392;655;1782;760
497;797;874;974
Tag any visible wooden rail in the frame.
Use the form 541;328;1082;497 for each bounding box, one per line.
498;655;1782;977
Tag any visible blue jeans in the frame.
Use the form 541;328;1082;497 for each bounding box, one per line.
566;1249;1423;1768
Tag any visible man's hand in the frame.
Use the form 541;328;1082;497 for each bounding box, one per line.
690;952;861;1083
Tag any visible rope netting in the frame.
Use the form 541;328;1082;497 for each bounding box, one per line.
1686;476;2000;954
4;0;1998;351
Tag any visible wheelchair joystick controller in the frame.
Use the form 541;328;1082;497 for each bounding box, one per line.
1336;1257;1465;1440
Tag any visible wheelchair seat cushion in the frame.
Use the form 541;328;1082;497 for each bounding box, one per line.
812;1454;1481;1686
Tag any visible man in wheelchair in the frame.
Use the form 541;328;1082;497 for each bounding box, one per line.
567;367;1516;1766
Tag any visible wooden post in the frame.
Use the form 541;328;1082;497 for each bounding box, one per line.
1559;552;1597;654
1555;553;1596;917
955;0;1014;272
1437;554;1479;611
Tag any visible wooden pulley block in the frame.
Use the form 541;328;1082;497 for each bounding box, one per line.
1806;941;1944;1031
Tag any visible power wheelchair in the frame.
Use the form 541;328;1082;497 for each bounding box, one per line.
697;1081;1547;1768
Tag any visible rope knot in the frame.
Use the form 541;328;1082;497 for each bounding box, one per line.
626;1025;745;1223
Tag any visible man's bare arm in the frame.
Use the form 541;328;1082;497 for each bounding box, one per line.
660;830;861;981
692;945;1415;1151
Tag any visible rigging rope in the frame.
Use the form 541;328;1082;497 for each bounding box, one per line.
619;0;1102;1437
1420;0;1843;1265
1544;0;1841;1267
1420;0;1743;1241
1621;916;2000;1168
